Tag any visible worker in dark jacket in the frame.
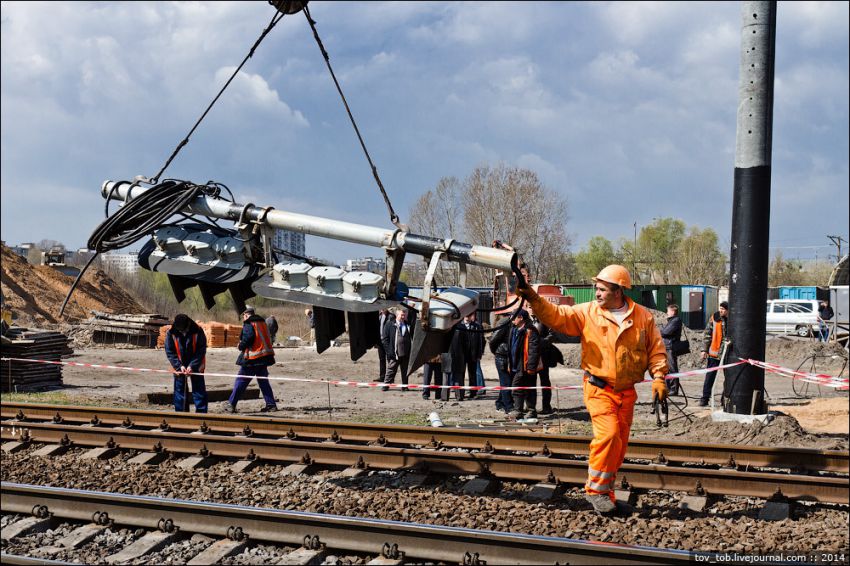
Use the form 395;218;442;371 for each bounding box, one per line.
224;306;277;413
530;318;559;415
508;309;541;420
442;325;466;401
164;314;208;413
381;309;412;391
489;314;514;413
818;300;834;342
659;304;683;396
460;313;485;399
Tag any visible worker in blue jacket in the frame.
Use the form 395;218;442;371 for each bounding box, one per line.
164;314;208;413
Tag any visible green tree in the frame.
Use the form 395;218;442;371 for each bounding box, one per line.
672;227;727;285
575;236;619;282
619;218;686;284
768;251;807;287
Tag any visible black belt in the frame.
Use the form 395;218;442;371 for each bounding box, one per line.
585;372;610;390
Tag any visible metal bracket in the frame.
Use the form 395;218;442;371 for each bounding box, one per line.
420;251;445;331
384;244;406;300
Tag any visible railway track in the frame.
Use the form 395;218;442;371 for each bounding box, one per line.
2;403;848;504
1;482;694;564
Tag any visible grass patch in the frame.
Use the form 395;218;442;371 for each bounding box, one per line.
355;412;428;426
0;392;141;408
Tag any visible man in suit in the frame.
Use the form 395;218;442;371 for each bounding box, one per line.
381;309;412;391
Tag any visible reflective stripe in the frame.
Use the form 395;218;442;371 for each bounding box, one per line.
588;467;614;480
245;321;274;360
586;479;611;492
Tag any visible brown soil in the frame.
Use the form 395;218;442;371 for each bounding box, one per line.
1;244;144;325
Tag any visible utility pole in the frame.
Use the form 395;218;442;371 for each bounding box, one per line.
633;222;638;282
827;235;847;262
723;1;776;416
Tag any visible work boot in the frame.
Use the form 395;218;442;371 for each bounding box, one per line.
222;401;236;414
584;494;616;516
381;385;389;392
539;406;554;415
260;405;277;413
526;410;538;420
698;398;709;407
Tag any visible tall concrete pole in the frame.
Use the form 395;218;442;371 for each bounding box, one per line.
722;1;776;415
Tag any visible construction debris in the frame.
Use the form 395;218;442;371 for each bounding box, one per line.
1;327;73;392
81;311;170;347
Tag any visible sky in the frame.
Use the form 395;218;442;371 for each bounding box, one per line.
1;1;848;266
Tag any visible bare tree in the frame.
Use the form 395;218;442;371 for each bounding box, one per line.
462;163;571;285
672;227;727;285
408;176;464;284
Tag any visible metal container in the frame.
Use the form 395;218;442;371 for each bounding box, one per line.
343;271;384;303
153;226;189;256
212;237;245;265
308;266;346;295
182;232;218;263
271;263;311;289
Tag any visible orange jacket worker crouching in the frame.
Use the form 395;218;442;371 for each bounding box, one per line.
517;264;668;516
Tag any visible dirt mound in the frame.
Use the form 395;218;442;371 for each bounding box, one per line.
1;244;145;326
671;412;847;450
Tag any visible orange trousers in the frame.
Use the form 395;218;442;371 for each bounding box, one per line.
583;378;637;501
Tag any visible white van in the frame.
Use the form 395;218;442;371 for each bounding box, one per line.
765;299;821;337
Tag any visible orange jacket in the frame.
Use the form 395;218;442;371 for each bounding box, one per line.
525;292;668;391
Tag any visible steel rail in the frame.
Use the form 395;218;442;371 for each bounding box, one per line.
3;402;847;473
1;482;693;564
3;422;847;503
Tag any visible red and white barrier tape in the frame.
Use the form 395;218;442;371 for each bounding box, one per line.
2;356;845;391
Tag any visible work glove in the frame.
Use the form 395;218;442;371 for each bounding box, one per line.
515;284;538;301
652;378;668;402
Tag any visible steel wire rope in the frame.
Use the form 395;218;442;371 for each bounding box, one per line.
148;9;287;184
302;4;406;231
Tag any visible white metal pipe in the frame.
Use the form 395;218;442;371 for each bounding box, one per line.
101;180;515;270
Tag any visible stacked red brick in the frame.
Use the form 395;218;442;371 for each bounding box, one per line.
157;321;243;349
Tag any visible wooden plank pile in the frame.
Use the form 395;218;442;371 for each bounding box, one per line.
1;327;73;392
84;311;170;347
156;322;244;349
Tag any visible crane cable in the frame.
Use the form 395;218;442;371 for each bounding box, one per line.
302;4;407;232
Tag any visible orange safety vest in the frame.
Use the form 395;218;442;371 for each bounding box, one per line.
508;327;544;375
172;334;206;373
244;320;274;361
708;315;724;358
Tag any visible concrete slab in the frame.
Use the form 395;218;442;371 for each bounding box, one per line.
128;452;168;466
678;495;709;512
187;538;247;565
282;463;316;476
366;557;405;565
80;447;120;460
231;458;261;473
710;410;774;425
525;483;562;502
462;477;499;496
56;524;107;549
2;441;29;454
276;547;328;565
33;444;69;457
614;489;636;505
105;530;177;564
759;501;792;521
1;516;56;540
176;455;214;470
339;466;368;478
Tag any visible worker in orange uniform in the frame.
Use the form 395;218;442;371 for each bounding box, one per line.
516;265;668;516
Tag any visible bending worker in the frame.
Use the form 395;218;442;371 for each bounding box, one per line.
164;314;208;413
516;264;668;516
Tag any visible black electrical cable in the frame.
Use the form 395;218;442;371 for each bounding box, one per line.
59;180;211;317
